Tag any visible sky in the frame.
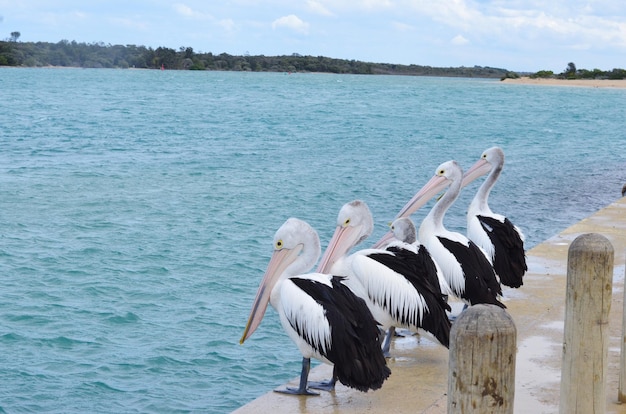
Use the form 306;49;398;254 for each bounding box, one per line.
1;1;625;72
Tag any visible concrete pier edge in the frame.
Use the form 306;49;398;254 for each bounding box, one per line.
233;196;626;414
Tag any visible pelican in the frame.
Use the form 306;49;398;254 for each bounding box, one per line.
378;217;453;300
383;217;454;353
240;217;390;395
316;200;452;357
389;217;418;244
463;146;527;288
394;161;505;307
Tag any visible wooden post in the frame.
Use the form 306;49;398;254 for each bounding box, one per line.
448;304;517;414
618;256;626;402
559;233;614;414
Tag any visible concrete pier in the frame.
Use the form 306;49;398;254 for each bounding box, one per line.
233;196;626;414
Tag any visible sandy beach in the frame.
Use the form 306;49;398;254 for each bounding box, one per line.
501;76;626;88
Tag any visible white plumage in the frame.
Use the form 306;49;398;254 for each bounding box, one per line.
279;273;333;357
317;200;451;354
393;160;505;308
241;217;390;395
463;147;527;288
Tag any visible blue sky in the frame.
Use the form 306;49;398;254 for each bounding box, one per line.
1;0;625;72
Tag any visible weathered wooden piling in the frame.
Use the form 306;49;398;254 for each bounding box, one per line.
448;304;517;414
618;258;626;402
559;233;614;414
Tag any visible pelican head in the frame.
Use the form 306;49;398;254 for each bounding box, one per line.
390;217;417;244
462;146;504;187
392;160;460;220
316;200;373;274
240;218;320;344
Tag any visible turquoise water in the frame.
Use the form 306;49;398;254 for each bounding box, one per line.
1;68;625;413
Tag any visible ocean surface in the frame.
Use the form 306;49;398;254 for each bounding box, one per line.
1;67;625;413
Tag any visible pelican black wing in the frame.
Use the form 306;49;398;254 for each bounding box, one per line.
477;215;527;288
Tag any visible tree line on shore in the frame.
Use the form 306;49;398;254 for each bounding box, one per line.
528;62;626;80
1;36;624;80
0;38;510;78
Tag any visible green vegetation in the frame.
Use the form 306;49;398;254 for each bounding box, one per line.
500;71;520;80
0;38;509;78
530;62;626;80
4;35;624;80
530;70;554;79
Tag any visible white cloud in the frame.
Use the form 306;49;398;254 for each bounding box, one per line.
72;11;87;20
403;0;626;52
306;0;393;13
218;18;236;31
392;21;415;32
272;15;310;34
29;10;90;28
173;3;213;20
173;4;194;17
359;0;393;9
413;0;484;30
307;0;334;17
111;17;149;31
451;34;469;45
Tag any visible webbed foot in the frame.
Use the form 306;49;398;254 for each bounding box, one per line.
307;378;336;391
274;387;320;396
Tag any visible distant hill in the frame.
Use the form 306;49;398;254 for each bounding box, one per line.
0;40;512;78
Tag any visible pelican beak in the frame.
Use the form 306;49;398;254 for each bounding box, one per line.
240;245;302;344
462;158;491;188
371;230;395;249
316;224;362;274
395;174;450;219
372;175;449;247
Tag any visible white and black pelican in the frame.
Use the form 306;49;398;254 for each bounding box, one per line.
240;217;390;395
394;161;505;308
463;146;527;288
377;217;453;301
389;216;417;244
383;217;454;353
316;201;452;356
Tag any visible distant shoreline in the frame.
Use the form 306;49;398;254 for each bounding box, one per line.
501;77;626;88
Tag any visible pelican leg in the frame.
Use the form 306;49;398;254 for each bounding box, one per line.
448;303;469;322
308;366;337;391
275;357;319;396
381;326;396;357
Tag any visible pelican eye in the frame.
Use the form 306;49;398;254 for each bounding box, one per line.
343;218;351;227
275;239;283;249
438;169;445;175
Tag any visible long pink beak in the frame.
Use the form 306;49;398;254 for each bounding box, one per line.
395;174;449;218
240;245;301;344
316;224;362;274
462;158;491;187
371;229;396;249
372;174;449;247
